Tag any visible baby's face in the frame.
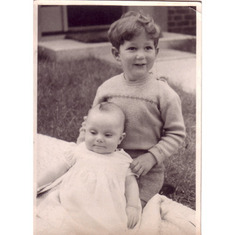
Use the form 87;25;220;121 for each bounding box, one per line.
85;111;125;154
116;30;157;82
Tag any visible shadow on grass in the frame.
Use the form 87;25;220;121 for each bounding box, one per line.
37;56;196;210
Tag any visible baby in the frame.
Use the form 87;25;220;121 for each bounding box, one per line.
36;102;141;235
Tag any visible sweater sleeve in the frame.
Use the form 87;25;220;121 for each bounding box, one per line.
148;82;186;165
92;86;106;106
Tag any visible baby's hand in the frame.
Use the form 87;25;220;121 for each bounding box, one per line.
130;153;157;176
126;206;140;229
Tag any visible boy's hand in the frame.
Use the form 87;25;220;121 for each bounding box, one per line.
126;206;140;229
76;116;87;144
130;153;157;176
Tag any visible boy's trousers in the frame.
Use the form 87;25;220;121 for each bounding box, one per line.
125;149;165;204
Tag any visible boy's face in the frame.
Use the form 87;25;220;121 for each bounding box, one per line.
85;110;126;154
112;30;158;82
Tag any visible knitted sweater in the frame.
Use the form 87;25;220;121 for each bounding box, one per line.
93;73;186;165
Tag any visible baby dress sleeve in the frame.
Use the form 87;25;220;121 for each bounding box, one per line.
118;149;139;178
64;145;78;167
36;134;78;194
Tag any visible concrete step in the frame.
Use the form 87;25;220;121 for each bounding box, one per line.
37;32;196;93
38;32;196;62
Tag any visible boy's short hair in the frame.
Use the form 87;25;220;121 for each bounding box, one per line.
89;102;126;131
108;11;161;49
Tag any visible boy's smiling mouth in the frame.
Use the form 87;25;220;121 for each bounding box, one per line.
134;63;147;68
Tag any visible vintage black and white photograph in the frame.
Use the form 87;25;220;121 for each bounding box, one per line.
34;1;201;234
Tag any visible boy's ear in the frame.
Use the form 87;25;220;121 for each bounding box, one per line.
118;132;126;144
111;47;121;62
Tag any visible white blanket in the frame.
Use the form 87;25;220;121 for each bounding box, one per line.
35;134;196;235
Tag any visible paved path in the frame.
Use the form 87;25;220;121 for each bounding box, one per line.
153;49;196;94
95;47;196;94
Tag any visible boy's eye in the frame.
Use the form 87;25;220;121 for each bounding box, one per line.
145;46;153;50
127;47;136;51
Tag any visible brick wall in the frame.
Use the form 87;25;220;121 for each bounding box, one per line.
168;6;196;35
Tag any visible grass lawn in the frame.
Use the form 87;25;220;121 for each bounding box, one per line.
37;55;196;210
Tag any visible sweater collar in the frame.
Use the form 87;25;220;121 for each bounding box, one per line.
122;72;152;86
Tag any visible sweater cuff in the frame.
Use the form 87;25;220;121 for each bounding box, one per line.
148;146;165;165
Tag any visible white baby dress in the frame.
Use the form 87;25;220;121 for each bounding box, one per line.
36;142;137;235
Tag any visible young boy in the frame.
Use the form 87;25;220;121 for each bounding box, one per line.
78;11;186;207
